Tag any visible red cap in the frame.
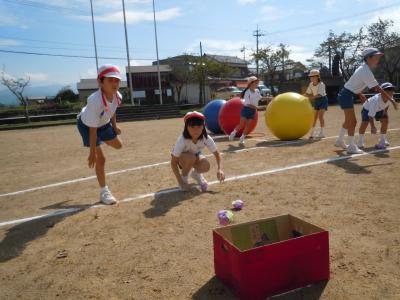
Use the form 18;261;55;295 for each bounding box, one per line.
184;111;205;122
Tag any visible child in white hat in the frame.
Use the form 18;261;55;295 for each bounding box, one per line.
171;111;225;192
357;82;396;149
77;64;123;205
304;69;328;139
335;48;397;154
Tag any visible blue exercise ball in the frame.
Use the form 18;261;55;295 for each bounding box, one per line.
204;99;226;134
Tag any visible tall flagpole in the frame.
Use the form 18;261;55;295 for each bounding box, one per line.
89;0;99;72
152;0;163;105
122;0;135;105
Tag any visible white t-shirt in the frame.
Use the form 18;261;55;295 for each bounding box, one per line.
79;89;121;128
243;89;261;106
363;94;389;117
344;63;379;94
171;135;217;157
306;82;326;97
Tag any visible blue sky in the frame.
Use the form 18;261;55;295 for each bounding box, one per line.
0;0;399;91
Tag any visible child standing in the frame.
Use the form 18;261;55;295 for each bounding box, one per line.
171;111;225;192
335;47;397;154
303;69;328;139
229;76;266;145
357;82;396;149
77;64;123;205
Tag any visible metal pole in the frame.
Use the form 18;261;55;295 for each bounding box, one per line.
152;0;163;105
122;0;135;105
89;0;98;72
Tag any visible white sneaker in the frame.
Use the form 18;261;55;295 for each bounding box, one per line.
191;170;208;192
384;139;390;146
239;135;245;145
357;141;365;148
318;131;325;138
229;131;236;141
335;139;348;149
347;144;364;154
100;189;117;205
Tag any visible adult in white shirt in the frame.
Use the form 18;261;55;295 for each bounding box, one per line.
357;82;396;149
335;47;398;154
171;111;225;192
77;64;123;205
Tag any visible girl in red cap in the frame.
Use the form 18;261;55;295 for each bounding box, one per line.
77;64;123;205
171;111;225;192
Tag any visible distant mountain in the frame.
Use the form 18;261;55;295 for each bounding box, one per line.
0;84;77;105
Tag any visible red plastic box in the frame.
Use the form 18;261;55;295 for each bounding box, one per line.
213;214;329;299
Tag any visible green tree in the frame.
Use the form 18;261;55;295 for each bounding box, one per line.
366;19;400;84
0;68;30;122
55;86;79;104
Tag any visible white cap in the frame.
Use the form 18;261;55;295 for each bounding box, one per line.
362;48;384;58
98;64;121;80
308;69;320;77
247;76;259;85
380;82;395;90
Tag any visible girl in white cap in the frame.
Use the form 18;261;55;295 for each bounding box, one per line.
357;82;396;149
304;69;328;139
171;111;225;192
335;47;397;154
229;76;266;145
77;64;123;205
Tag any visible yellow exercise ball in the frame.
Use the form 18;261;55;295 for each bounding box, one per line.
266;92;314;140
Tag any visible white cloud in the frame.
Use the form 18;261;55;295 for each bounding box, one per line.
325;0;336;9
255;5;284;22
368;7;400;32
237;0;258;4
0;39;20;47
186;39;253;59
130;60;152;66
287;45;315;64
25;73;48;82
77;7;181;24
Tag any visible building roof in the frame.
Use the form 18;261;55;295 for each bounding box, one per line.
204;54;247;66
126;65;171;73
77;79;127;90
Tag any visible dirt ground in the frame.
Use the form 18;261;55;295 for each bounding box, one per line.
0;104;399;300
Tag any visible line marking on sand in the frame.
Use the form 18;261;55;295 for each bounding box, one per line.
1;145;399;228
2;128;399;198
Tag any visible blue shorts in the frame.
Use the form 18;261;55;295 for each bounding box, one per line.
338;88;357;109
313;96;328;110
77;117;117;147
361;108;387;122
240;106;256;119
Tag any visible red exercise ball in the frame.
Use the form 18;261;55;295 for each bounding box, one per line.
219;97;258;137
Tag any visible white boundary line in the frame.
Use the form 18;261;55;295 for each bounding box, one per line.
1;145;399;228
1;128;399;198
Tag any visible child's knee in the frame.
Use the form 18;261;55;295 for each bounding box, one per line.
97;155;106;165
179;154;196;168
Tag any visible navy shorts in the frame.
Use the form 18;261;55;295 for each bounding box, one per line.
313;96;328;110
361;108;387;122
77;117;117;147
338;88;357;109
240;106;256;119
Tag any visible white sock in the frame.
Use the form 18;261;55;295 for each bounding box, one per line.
310;127;315;135
181;175;188;184
358;134;365;144
348;136;355;146
100;186;109;193
380;134;386;144
338;127;347;141
319;127;324;134
231;129;237;135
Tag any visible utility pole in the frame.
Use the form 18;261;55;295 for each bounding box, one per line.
240;45;247;61
152;0;163;105
253;25;264;77
89;0;98;72
122;0;134;105
328;41;332;76
199;41;205;104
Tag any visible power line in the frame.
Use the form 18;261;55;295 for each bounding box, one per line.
2;0;88;14
0;49;155;60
